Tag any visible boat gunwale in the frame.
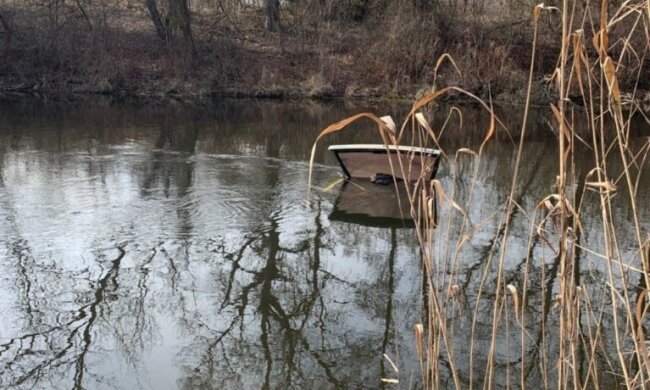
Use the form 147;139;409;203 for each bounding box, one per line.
327;144;441;156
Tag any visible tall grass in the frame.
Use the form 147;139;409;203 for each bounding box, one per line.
310;0;650;387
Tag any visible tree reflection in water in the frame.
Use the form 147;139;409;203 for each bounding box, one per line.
1;98;645;388
175;201;407;389
0;103;416;388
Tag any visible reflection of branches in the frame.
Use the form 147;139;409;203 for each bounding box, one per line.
179;200;360;388
460;142;550;293
13;239;35;328
73;246;126;390
1;246;126;389
379;228;396;386
102;247;157;373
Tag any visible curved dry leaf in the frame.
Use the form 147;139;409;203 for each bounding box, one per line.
380;115;397;133
432;179;465;216
553;67;561;95
414;324;424;361
543;199;554;211
538;194;560;209
550;104;572;142
585;167;606;181
427;196;437;227
507;284;520;325
532;3;543;22
593;28;609;58
322;177;345;192
455;148;478;158
480;113;496;152
308;112;396;190
415;112;448;160
564;198;583;232
635;288;649;335
435;53;461;77
600;0;609;39
603;56;621;105
533;2;560;21
572;30;586;97
409;87;453;116
586;180;617;192
406;86;512;146
415;112;431;133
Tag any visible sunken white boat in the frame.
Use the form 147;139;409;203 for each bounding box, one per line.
328;144;442;182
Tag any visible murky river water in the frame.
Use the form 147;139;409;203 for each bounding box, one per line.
0;97;648;389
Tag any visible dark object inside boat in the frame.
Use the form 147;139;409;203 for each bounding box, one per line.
370;173;401;185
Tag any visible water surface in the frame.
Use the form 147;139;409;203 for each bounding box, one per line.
0;97;648;389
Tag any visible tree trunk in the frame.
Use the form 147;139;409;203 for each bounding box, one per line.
145;0;195;56
0;11;12;51
145;0;169;42
265;0;280;32
169;0;196;55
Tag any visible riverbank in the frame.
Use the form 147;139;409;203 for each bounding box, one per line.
0;2;647;105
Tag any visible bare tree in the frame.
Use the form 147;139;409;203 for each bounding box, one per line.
0;9;13;56
145;0;196;54
265;0;280;32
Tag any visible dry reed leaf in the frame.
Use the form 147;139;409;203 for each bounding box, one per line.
550;104;572;143
586;180;617;192
434;53;461;77
536;221;558;254
533;3;543;22
432;180;465;216
415;112;434;139
634;288;650;375
535;195;563;253
480;112;496;152
414;324;424;361
635;288;648;325
572;30;586;99
439;106;463;142
532;3;560;21
538;195;582;233
586;167;606;179
414;112;447;159
603;56;621;105
641;235;650;268
568;208;582;232
383;353;399;373
455;148;478;158
380;378;399;384
406;86;512;147
591;0;609;58
308;113;396;190
322;177;345;192
552;68;561;96
543;199;554;211
506;284;521;325
427;196;437;228
593;29;610;58
409;87;453;115
380;115;397;133
601;0;609;42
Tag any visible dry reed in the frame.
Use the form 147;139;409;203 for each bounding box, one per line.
309;0;650;388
